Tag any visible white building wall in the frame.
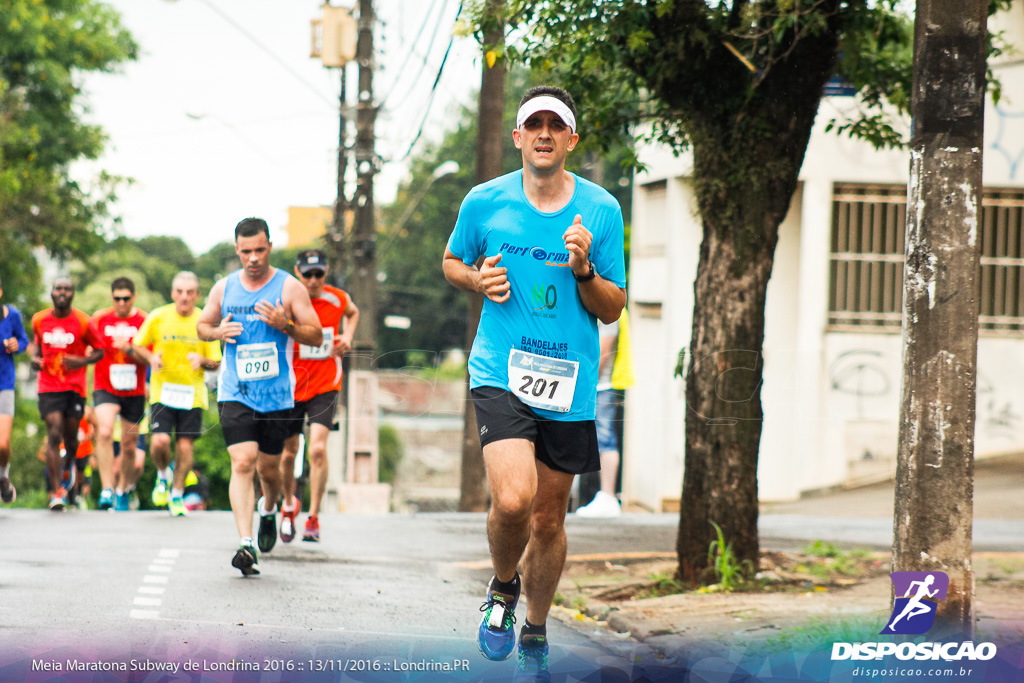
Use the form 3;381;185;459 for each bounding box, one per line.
622;160;696;511
758;184;803;501
625;4;1024;507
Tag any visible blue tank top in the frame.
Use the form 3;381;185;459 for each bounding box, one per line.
217;269;296;412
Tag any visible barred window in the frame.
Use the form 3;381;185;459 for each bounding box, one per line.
828;183;1024;334
634;180;668;255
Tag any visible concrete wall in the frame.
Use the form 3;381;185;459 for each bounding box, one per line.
377;371;465;512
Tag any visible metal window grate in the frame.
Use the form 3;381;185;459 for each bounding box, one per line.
828;183;1024;335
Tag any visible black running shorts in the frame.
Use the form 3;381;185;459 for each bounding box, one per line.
150;403;204;440
38;391;85;421
470;386;600;475
218;401;291;455
93;389;146;424
284;390;339;437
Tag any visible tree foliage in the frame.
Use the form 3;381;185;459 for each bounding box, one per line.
71;236;185;311
0;0;137;311
194;241;239;294
494;0;918;162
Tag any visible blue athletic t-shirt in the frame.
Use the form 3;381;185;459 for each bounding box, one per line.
446;170;626;421
0;305;28;391
217;269;296;413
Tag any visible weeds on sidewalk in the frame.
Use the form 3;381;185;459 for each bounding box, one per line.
558;544;888;607
708;521;755;591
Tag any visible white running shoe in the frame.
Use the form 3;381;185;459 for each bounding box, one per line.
576;491;621;518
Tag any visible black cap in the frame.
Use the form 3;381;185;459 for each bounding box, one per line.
296;249;328;274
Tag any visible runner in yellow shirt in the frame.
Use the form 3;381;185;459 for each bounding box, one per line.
130;271;221;516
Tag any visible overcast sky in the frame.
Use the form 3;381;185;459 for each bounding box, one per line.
78;0;480;255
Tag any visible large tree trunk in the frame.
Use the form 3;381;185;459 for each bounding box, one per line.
673;18;842;584
678;224;774;582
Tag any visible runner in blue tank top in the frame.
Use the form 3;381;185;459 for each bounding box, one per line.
443;86;626;679
218;269;295;412
198;218;322;576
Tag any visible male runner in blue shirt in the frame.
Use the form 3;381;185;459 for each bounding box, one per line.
443;85;626;682
198;218;322;576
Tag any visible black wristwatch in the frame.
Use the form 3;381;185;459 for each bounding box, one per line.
572;260;597;283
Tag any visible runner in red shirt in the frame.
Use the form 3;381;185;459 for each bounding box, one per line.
90;277;149;511
30;277;102;511
279;250;359;543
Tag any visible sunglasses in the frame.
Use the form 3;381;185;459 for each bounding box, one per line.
113;296;132;302
301;270;325;279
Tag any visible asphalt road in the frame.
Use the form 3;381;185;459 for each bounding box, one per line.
0;509;677;682
3;496;1020;682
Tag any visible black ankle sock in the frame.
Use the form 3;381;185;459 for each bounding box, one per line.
492;572;520;596
521;621;546;638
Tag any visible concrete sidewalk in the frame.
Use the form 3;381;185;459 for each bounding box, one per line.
758;452;1024;552
556;452;1024;672
762;452;1024;520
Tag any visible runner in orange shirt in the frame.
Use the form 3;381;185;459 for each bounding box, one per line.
90;277;149;511
30;277;103;511
279;250;358;543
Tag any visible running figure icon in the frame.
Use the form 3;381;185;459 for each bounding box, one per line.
881;571;949;635
887;574;938;631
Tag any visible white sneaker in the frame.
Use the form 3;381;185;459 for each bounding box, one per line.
576;491;621;518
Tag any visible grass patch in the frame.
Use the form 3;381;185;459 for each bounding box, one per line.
754;615;885;654
708;520;755;591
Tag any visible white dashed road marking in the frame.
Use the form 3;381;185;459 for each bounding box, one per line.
131;548;178;619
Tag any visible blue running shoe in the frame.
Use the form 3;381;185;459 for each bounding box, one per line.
513;633;550;683
114;491;131;511
477;576;520;661
98;488;115;510
49;487;68;511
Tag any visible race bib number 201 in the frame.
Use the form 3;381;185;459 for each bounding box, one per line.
507;348;578;413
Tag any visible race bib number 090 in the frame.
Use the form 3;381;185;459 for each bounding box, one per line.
236;342;280;381
507;348;578;413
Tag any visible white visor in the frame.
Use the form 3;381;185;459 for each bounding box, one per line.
516;96;577;133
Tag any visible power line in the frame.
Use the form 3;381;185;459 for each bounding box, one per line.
378;0;445;108
393;2;464;163
386;0;453;113
196;0;337;111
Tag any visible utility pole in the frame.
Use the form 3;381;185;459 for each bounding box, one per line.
329;70;348;288
349;0;377;372
894;0;987;637
311;3;356;285
459;0;506;512
311;2;386;508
